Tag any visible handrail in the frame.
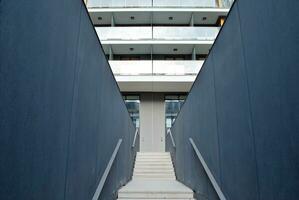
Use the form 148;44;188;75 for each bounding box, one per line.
189;138;226;200
92;139;122;200
132;128;139;148
167;129;176;148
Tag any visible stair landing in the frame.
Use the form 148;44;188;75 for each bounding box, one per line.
117;152;195;200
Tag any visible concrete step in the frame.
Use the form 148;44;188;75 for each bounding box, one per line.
118;180;194;199
133;173;175;177
134;165;173;169
135;161;172;165
136;154;171;158
135;162;172;165
136;157;171;161
118;152;194;199
118;198;195;200
134;173;175;177
134;169;174;172
134;169;174;173
133;172;175;176
135;165;173;169
137;152;170;155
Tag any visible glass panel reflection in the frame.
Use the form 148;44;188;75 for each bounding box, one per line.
165;95;186;128
123;95;140;128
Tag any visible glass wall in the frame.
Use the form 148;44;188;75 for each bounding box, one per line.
123;95;140;128
165;95;186;128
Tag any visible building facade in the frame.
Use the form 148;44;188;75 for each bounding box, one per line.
86;0;233;152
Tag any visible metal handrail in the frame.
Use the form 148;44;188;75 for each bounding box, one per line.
92;139;122;200
167;129;176;148
189;138;226;200
132;128;139;148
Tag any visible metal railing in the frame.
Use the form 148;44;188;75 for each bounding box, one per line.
92;139;123;200
167;129;176;148
132;128;139;148
189;138;226;200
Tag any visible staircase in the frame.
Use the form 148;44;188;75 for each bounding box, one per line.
118;152;195;200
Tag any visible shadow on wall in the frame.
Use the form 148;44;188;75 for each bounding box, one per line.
167;0;299;200
0;0;137;199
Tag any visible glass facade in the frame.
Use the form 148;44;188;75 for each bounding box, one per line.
165;95;186;128
123;95;140;128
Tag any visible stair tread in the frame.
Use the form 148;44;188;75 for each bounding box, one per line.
118;152;194;199
119;180;193;193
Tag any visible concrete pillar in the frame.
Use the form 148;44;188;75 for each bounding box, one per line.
111;15;115;26
192;47;196;60
109;46;114;60
189;13;194;26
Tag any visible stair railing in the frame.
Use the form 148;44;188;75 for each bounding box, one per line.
92;139;122;200
132;128;139;148
167;128;176;148
189;138;227;200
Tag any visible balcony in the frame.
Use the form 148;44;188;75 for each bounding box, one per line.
109;60;204;76
96;27;152;41
153;27;219;41
109;60;203;92
109;60;204;92
96;27;219;41
110;60;152;75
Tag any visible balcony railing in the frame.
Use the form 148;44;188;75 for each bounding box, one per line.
96;27;152;40
109;60;152;75
96;27;219;41
109;60;204;76
153;0;217;8
153;27;219;41
87;0;152;8
87;0;233;8
153;60;203;75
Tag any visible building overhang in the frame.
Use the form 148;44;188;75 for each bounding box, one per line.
115;75;196;92
88;8;229;25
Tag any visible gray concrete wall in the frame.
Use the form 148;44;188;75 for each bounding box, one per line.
168;0;299;199
140;93;165;152
0;0;137;199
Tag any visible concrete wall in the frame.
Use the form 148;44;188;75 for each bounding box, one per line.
168;0;299;199
140;93;165;152
0;0;137;199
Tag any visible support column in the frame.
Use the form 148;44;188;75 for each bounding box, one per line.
189;13;194;26
111;15;115;26
109;46;114;60
192;47;196;60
